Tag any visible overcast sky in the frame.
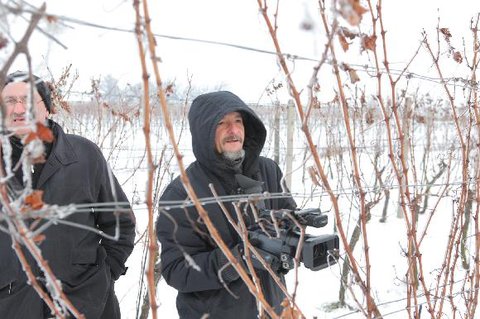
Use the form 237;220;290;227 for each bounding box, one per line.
3;0;479;103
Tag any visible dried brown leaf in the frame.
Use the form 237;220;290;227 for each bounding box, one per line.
279;298;301;319
365;109;375;125
165;83;175;96
338;0;369;26
361;34;377;51
46;15;58;24
340;27;358;39
312;96;321;109
352;0;369;16
348;69;360;83
23;132;36;145
338;33;349;52
453;51;463;64
415;114;426;124
24;190;45;210
440;27;452;39
24;123;54;145
21;123;54;164
342;63;360;83
0;33;8;50
360;91;366;106
332;94;340;105
36;122;54;143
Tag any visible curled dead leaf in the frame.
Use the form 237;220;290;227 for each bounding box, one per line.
280;298;301;319
0;33;8;50
24;190;45;210
365;108;375;125
361;34;377;52
352;0;368;16
440;27;452;39
338;33;349;52
415;114;426;124
312;96;321;109
453;51;463;64
23;123;54;145
46;15;58;24
360;91;366;106
342;63;360;83
23;132;36;145
348;69;360;83
338;0;369;26
331;94;340;105
36;123;54;143
340;26;358;39
165;83;175;96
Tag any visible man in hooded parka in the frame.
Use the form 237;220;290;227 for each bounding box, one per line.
156;91;296;318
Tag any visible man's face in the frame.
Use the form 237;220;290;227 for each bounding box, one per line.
215;111;245;154
1;81;49;136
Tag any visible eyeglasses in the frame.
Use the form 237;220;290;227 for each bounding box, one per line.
3;96;43;107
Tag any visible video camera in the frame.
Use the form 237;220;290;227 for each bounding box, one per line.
247;208;339;272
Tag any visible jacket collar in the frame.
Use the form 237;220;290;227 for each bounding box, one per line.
36;121;78;188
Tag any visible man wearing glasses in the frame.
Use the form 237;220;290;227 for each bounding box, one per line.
0;71;136;319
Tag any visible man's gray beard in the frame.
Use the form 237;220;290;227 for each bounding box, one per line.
222;149;245;162
222;149;245;173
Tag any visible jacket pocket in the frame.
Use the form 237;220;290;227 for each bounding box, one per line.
179;281;256;319
179;289;219;316
63;247;100;287
72;247;98;265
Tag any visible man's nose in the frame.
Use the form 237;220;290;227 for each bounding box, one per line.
12;101;26;113
226;123;239;135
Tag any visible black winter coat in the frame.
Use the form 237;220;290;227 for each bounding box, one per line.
156;91;296;319
0;122;136;319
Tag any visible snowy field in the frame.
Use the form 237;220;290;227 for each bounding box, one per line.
55;102;475;319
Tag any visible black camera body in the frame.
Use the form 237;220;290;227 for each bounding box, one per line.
248;208;339;272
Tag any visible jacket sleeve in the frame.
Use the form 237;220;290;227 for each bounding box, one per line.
156;183;239;293
95;154;136;281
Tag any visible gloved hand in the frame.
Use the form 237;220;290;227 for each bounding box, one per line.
218;243;287;284
236;244;287;275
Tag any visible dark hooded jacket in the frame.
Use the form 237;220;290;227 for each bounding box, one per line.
0;121;136;319
156;91;296;319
